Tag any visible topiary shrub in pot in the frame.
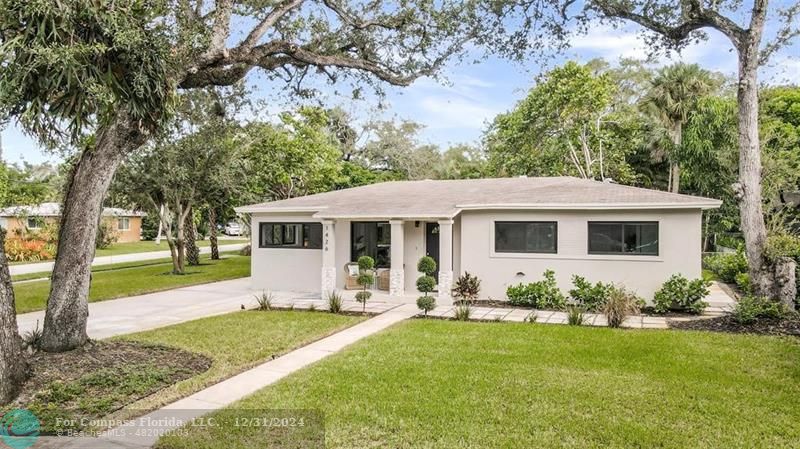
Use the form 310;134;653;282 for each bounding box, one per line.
416;256;437;315
355;256;375;313
653;274;711;314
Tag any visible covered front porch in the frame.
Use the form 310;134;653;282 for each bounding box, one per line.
320;217;458;305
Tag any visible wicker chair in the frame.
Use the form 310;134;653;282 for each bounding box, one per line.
344;262;361;290
377;269;390;291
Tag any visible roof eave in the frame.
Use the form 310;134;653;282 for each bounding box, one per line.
454;202;723;211
234;206;326;214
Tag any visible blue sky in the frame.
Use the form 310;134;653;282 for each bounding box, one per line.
2;17;798;165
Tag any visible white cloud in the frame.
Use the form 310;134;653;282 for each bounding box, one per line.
417;96;502;131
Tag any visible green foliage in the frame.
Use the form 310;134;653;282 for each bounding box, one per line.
417;256;437;276
487;61;636;182
243;107;344;201
566;306;586;326
505;270;566;309
96;220;120;249
454;303;472;321
357;273;375;288
735;272;752;294
357;256;375;272
416;276;436;295
416;296;436;316
0;0;175;145
602;285;641;328
327;291;344;314
355;291;372;303
452;272;481;302
653;275;711;314
568;275;612;312
703;250;749;284
732;296;787;325
0;162;63;207
254;291;275;311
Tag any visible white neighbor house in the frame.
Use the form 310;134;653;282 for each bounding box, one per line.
236;177;721;305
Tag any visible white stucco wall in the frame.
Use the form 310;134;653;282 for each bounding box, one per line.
250;213;323;293
458;209;703;302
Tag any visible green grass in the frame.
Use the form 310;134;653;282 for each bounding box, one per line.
13;254;250;314
9;239;249;265
94;239;248;257
11;256;186;282
158;321;800;449
116;311;366;413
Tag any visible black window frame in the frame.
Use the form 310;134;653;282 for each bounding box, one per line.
587;221;659;256
259;222;322;249
494;221;558;254
350;221;391;268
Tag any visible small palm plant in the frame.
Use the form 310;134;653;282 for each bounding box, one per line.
327;290;343;314
355;256;375;313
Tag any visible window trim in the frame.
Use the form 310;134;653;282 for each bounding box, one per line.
118;217;131;231
494;221;558;254
587;221;659;256
350;221;392;268
259;222;322;249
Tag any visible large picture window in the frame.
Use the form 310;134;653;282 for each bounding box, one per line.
259;223;322;249
495;221;557;254
588;222;658;255
351;222;391;268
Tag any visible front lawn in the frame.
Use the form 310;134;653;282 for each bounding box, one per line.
14;254;250;314
116;310;366;412
94;239;248;257
158;321;800;449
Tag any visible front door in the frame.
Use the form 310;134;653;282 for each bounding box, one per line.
425;222;440;281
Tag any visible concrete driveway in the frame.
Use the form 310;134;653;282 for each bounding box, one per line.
10;243;247;276
17;277;256;339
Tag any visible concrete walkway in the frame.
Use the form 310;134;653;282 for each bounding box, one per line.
39;303;417;449
10;242;247;276
17;277;255;338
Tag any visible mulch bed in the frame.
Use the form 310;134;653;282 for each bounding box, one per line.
7;340;211;432
670;315;800;337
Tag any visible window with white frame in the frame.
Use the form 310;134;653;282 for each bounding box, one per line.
118;217;131;231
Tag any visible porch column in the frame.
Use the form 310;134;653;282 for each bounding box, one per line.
320;219;336;299
437;219;454;306
389;219;405;297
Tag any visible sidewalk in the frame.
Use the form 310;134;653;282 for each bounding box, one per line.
16;277;255;338
10;243;247;276
36;304;418;449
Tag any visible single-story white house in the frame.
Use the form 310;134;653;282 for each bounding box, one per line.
236;177;721;305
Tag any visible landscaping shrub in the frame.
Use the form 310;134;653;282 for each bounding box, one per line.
4;237;56;262
653;275;711;314
452;272;481;303
703;249;748;284
602;285;641;328
732;296;787;325
327;290;343;314
569;275;612;311
735;272;752;294
254;291;274;311
240;244;252;256
356;256;375;313
566;306;586;326
416;296;435;317
506;269;566;309
96;219;120;249
417;256;437;276
416;276;436;294
454;302;472;321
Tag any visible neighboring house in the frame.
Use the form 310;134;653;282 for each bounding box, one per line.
236;177;721;304
0;203;146;243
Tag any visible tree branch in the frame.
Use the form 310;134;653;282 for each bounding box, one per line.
237;0;305;51
758;2;800;64
196;0;234;66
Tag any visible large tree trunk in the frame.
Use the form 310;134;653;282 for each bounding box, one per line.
185;207;200;266
735;31;797;309
40;111;148;352
0;229;28;404
669;122;681;193
209;208;219;260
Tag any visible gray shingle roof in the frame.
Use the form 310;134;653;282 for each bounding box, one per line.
0;202;146;217
236;177;721;218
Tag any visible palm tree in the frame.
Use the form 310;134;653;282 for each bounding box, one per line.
641;64;720;193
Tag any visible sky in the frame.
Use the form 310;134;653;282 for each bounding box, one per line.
2;11;798;165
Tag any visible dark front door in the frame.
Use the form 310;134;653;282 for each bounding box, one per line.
425;222;440;281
